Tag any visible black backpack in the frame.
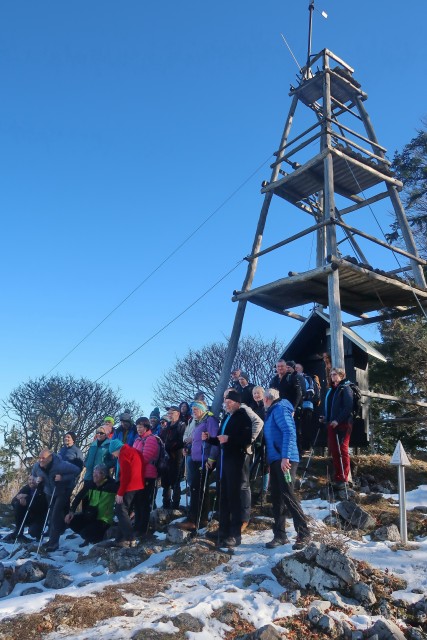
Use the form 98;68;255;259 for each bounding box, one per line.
153;436;170;474
347;382;363;419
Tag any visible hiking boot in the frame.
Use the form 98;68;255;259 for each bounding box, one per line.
205;529;221;541
241;521;249;533
177;520;196;531
292;534;311;550
2;532;18;542
224;536;241;547
79;540;90;548
43;542;59;552
265;537;289;549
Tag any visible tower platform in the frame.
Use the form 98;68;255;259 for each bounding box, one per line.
232;257;427;318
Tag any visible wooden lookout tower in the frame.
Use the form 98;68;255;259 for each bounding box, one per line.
212;29;427;415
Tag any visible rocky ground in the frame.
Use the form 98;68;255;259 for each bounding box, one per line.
0;454;426;640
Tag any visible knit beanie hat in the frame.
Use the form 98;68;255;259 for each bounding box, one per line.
150;407;160;419
191;401;207;412
225;390;241;403
103;416;115;425
65;431;77;443
109;440;124;454
119;411;132;423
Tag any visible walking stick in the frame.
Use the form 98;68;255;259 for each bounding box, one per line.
8;490;38;557
184;452;189;512
36;487;56;556
194;442;205;530
195;465;209;534
300;427;321;488
335;433;349;500
217;446;224;547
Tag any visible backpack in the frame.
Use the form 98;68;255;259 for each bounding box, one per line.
302;374;321;408
347;382;363;419
153;435;170;474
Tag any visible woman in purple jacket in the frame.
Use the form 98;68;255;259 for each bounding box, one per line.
178;401;219;531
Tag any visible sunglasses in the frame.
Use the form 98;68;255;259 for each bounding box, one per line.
96;431;107;436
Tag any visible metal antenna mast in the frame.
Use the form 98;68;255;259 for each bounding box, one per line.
306;1;315;77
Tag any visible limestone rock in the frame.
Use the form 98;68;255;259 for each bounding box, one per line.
300;541;321;561
158;543;230;573
308;605;337;633
132;630;175;640
172;612;204;633
235;624;284;639
166;525;192;544
20;586;43;596
43;568;73;589
336;500;376;530
316;544;359;584
352;581;377;605
371;524;401;542
366;619;405;640
79;544;152;572
0;578;13;597
323;590;363;613
309;599;331;613
278;556;343;593
242;574;270;587
15;560;45;583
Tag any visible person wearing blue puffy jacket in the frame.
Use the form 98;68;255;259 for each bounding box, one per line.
263;388;310;551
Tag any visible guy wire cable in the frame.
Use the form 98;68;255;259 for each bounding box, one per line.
45;152;274;375
95;258;245;381
341;153;427;320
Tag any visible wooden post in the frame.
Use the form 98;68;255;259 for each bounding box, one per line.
355;96;426;289
323;54;345;368
211;97;299;416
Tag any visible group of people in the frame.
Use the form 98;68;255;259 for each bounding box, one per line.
5;358;354;553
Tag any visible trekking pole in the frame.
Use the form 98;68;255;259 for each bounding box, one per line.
300;427;321;488
195;464;209;535
194;442;206;531
335;433;349;500
184;453;189;512
217;446;224;546
8;490;38;557
36;487;56;556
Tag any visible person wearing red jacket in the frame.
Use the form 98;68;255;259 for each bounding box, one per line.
109;440;144;547
133;417;160;537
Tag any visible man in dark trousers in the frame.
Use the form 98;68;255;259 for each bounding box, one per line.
32;449;81;552
3;475;47;542
263;388;310;550
160;405;185;509
203;390;252;547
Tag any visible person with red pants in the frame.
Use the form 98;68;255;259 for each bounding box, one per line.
109;440;144;547
324;368;353;488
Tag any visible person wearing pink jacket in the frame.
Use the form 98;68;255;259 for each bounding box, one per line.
133;417;160;537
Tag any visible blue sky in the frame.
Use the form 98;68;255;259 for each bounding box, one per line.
0;1;426;418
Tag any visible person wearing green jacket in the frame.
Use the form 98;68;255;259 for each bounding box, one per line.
64;464;118;547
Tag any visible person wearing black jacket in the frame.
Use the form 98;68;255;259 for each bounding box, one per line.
160;405;186;509
238;372;257;411
323;368;353;486
203;390;252;547
2;476;48;542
